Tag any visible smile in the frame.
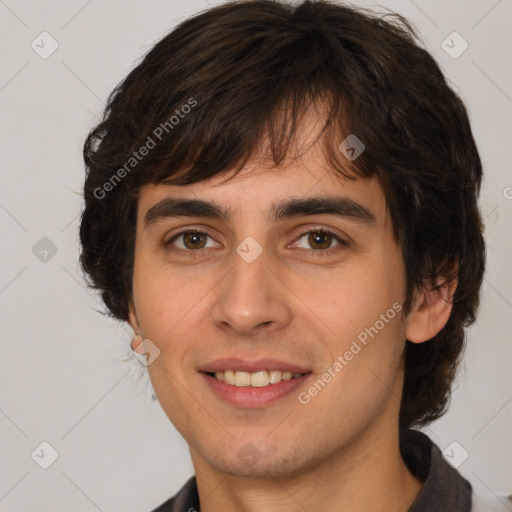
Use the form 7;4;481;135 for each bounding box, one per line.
209;370;304;387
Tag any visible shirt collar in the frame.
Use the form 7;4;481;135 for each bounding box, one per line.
401;429;472;511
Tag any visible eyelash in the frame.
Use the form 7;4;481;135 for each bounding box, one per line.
164;228;348;257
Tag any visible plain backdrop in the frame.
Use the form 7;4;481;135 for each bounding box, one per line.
1;0;511;510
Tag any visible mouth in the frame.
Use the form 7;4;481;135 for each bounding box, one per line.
199;358;313;408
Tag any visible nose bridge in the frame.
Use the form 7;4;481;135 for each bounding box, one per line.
210;241;291;336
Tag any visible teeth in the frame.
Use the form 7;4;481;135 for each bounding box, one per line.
224;370;236;385
211;370;304;387
235;371;251;387
251;371;269;387
269;370;282;384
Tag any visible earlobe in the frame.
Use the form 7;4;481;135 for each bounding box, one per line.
405;275;457;344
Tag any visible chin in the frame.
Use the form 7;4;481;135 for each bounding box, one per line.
196;438;318;479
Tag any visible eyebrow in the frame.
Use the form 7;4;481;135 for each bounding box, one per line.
144;195;376;227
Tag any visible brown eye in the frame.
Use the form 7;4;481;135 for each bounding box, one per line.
181;232;207;249
166;230;216;252
295;230;343;252
308;231;334;250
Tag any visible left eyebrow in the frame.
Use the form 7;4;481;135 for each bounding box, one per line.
144;196;376;227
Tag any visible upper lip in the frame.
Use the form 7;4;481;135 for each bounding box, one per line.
199;357;311;374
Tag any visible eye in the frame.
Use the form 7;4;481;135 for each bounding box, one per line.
164;228;348;257
166;230;218;253
293;229;347;253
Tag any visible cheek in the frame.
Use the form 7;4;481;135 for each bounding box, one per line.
133;265;209;420
298;258;404;339
133;253;204;325
131;259;205;361
300;255;407;391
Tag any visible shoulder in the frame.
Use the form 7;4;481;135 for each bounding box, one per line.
150;476;199;512
401;429;472;511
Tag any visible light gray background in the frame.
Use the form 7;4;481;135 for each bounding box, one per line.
1;0;511;510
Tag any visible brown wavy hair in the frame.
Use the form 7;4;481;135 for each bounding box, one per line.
79;0;485;428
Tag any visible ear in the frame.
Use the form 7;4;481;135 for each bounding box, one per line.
406;272;458;344
128;301;142;351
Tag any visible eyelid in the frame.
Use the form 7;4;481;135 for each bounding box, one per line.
164;223;219;240
291;224;350;243
289;226;350;254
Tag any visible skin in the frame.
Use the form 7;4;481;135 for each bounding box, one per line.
128;128;455;512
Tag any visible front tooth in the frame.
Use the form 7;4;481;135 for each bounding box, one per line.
214;371;224;382
282;371;292;381
251;370;269;387
234;371;251;386
224;370;236;385
268;370;283;384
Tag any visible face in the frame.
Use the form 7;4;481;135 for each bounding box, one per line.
129;140;412;479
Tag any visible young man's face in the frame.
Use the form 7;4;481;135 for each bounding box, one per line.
129;137;413;479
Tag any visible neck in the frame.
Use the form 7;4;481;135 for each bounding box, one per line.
192;422;423;512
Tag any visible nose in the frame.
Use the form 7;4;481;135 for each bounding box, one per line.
210;246;293;337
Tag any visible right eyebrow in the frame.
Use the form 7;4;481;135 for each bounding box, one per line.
144;198;232;226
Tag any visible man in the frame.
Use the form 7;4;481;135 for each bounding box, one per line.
79;1;486;510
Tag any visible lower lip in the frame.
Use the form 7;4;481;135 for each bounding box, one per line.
202;372;312;408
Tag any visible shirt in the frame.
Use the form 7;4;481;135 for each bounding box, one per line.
150;429;472;511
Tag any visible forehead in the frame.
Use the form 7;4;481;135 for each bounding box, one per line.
137;140;388;226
